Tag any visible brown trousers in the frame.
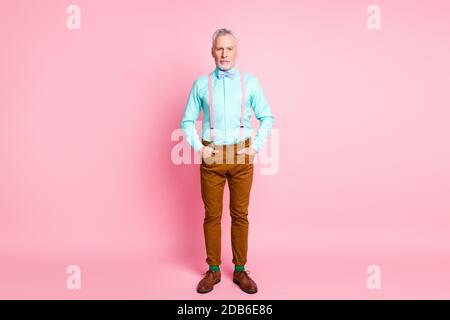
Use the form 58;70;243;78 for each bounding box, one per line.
200;137;255;266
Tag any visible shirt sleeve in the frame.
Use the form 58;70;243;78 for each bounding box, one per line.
180;79;204;152
249;77;275;152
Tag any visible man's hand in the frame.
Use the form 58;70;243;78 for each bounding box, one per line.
200;146;218;158
237;147;257;156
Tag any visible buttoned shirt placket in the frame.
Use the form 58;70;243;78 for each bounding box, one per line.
207;71;246;146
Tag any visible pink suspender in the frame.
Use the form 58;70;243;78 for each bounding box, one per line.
208;73;215;141
207;72;246;143
240;74;246;138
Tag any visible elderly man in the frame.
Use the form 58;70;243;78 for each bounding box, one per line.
181;28;274;294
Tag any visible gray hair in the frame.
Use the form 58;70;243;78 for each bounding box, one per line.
211;28;239;47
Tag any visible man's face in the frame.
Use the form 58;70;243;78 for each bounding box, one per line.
211;34;238;71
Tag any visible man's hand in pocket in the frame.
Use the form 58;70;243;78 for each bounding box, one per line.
200;146;218;158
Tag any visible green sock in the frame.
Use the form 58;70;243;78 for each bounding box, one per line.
209;265;220;272
234;265;245;272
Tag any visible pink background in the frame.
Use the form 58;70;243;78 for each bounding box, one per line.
1;0;449;299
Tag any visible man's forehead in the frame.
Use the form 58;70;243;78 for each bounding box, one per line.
213;35;237;47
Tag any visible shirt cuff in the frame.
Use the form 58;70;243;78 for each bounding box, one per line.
193;139;203;153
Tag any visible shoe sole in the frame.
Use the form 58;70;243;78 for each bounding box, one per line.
197;278;221;294
233;279;258;294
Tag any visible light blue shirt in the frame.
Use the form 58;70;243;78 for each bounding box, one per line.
181;67;275;152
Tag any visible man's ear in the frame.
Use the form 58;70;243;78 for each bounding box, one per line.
211;47;214;57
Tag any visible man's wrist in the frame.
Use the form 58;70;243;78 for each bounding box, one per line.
193;140;204;153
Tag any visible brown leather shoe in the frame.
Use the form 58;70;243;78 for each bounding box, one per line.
196;270;221;293
233;270;258;294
